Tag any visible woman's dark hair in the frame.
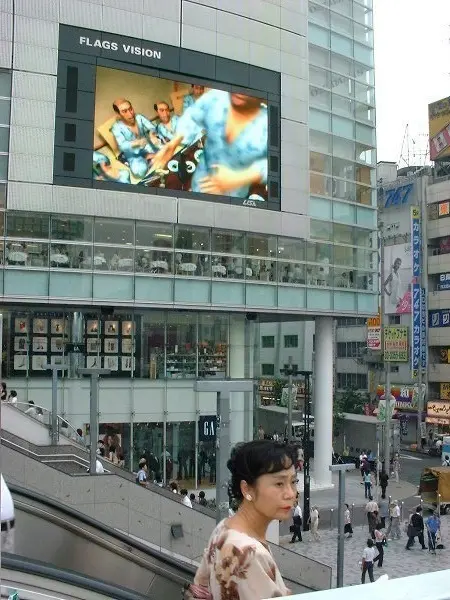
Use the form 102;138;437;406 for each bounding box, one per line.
1;382;6;390
367;538;374;547
109;445;116;454
227;440;296;501
199;491;205;498
345;503;349;509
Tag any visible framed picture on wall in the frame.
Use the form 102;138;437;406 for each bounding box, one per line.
32;337;48;352
122;338;134;354
86;355;101;369
122;321;133;336
33;318;48;334
104;355;119;371
104;338;118;354
87;320;100;335
105;320;119;335
32;355;47;371
14;336;28;352
87;338;101;354
121;356;134;371
51;319;66;334
15;318;28;334
51;337;64;353
14;355;28;370
51;355;66;366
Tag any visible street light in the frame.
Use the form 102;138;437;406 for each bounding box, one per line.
329;462;355;588
280;356;298;442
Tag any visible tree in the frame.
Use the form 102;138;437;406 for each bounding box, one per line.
333;387;366;437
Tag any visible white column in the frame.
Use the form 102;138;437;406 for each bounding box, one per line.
229;314;246;446
314;316;334;489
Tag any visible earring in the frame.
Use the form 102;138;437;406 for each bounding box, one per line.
246;494;252;501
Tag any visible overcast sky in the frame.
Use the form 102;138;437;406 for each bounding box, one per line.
374;0;449;165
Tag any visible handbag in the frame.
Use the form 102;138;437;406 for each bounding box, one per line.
407;524;418;538
289;524;295;533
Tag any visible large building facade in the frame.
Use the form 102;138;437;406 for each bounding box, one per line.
0;0;377;487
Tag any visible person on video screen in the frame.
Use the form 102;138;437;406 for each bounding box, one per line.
93;151;131;183
182;84;205;112
152;90;268;198
111;98;159;178
155;101;179;143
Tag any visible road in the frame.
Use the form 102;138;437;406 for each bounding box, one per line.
398;450;442;487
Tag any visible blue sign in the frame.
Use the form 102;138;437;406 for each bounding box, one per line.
412;284;421;375
411;206;421;277
384;183;413;208
438;273;450;290
429;309;450;328
421;287;427;370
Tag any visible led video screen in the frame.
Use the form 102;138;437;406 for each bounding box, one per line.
93;66;269;203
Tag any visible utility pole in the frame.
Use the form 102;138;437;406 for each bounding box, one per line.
330;463;355;587
287;356;293;442
299;370;312;532
380;220;392;475
45;363;69;445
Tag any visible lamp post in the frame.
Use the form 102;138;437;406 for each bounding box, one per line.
329;463;355;588
298;370;312;531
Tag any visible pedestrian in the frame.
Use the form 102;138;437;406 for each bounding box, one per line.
379;467;389;499
181;488;192;508
0;381;7;402
386;500;401;540
290;499;303;543
344;503;353;538
442;454;450;467
374;524;385;567
136;458;148;486
378;498;389;529
198;490;208;507
392;453;400;484
309;506;320;541
1;474;15;553
7;389;18;404
405;506;427;550
257;425;265;440
363;470;373;499
189;493;196;505
426;509;440;555
361;538;376;584
296;446;304;472
365;498;378;539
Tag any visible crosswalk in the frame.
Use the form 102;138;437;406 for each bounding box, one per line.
400;453;423;462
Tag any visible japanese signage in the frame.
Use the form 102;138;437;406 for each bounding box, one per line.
411;206;421;277
428;95;450;161
438;273;450;291
438;201;450;217
426;416;450;425
412;283;421;376
440;383;450;400
198;415;217;442
429;309;450;328
377;397;396;422
383;183;414;208
376;384;417;408
367;314;381;350
427;401;450;418
384;326;408;362
421;287;427;371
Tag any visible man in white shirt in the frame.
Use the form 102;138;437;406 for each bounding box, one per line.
290;500;303;543
181;488;192;508
361;538;377;583
1;474;15;553
365;499;378;539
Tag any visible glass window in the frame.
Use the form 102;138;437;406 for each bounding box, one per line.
332;115;354;139
310;130;332;154
133;421;164;475
94;218;134;245
136;222;173;248
330;12;353;36
166;422;196;484
334;245;355;266
284;334;298;348
334;223;354;244
331;32;352;57
354;227;371;247
175;252;209;277
136;248;173;274
356;123;375;146
354;42;373;67
0;99;10;124
310;152;332;175
331;54;353;76
333;178;355;202
331;73;353;97
309;2;330;27
261;335;275;348
309;65;331;89
198;313;228;378
49;243;92;269
278;262;305;284
278;237;305;262
51;215;93;242
333;136;355;161
332;94;354;118
245;258;276;282
310;109;331;133
354;82;375;105
0;127;9;152
355;63;375;86
332;157;355;180
175;226;210;251
310;220;332;241
356;182;372;205
310;86;331;110
355;102;374;123
354;23;373;46
7;212;49;238
332;0;352;15
212;230;245;254
309;22;330;48
261;364;275;376
0;155;8;180
166;312;197;379
0;183;5;207
0;71;12;98
6;241;48;267
247;234;277;258
353;3;372;25
311;172;332;196
309;44;330;69
91;246;134;271
141;311;166;379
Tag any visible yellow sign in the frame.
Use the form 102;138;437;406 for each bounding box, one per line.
367;315;381;327
429;96;450;161
427;401;450;418
384;326;408;362
411;206;420;219
440;383;450;400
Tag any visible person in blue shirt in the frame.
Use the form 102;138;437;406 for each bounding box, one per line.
92;151;131;183
110;98;159;179
182;84;205;113
154;101;179;143
426;510;440;554
152;89;268;199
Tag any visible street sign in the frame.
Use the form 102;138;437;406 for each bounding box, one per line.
65;343;85;353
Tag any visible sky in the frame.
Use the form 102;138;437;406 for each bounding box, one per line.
373;0;449;165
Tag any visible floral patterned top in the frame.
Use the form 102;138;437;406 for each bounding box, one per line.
194;520;290;600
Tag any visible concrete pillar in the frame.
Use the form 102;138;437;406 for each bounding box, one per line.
229;314;247;446
314;316;334;488
70;312;84;378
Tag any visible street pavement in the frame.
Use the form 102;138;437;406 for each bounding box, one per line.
280;513;450;587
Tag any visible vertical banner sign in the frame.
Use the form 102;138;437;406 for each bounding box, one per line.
411;206;422;378
421;287;427;371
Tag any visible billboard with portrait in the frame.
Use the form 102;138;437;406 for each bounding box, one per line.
93;66;268;203
382;243;412;314
429;96;450;161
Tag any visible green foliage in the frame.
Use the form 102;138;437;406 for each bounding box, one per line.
333;387;366;436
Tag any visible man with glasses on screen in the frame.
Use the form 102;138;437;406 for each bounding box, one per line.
152;90;268;199
111;98;160;178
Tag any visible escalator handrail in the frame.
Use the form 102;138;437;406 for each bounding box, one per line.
1;552;152;600
8;482;197;577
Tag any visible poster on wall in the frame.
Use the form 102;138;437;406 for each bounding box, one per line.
93;66;268;203
382;243;412;314
428;96;450;161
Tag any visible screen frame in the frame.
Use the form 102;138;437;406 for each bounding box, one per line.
54;25;281;211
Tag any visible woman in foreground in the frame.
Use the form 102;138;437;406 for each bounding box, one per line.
186;440;297;599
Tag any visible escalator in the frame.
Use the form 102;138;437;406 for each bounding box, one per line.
9;484;196;598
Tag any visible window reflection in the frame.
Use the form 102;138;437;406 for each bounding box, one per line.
51;216;93;242
136;249;173;274
278;262;305;284
212;229;245;254
91;246;135;271
94;218;134;245
6;241;48;267
175;226;210;251
166;312;197;379
7;213;49;239
136;222;173;248
198;313;228;378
